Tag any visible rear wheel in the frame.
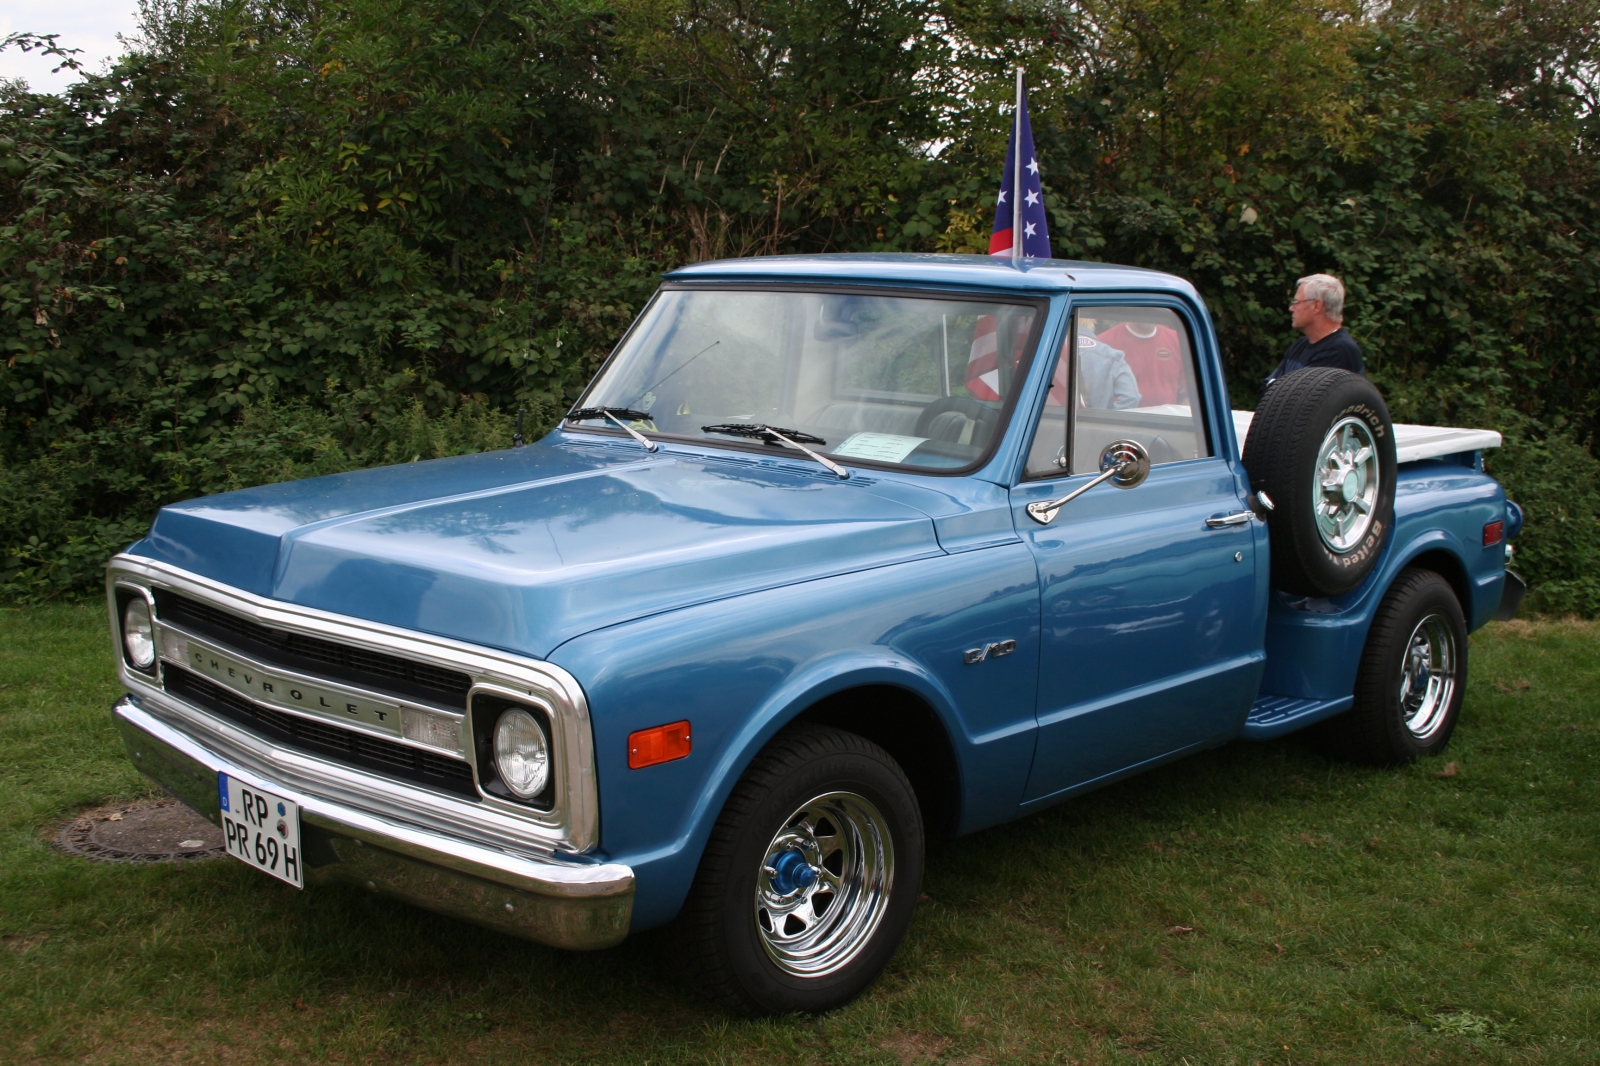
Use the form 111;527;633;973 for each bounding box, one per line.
1318;569;1467;763
680;725;924;1015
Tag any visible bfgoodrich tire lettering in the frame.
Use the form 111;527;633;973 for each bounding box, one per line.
680;724;925;1015
1243;368;1398;597
1317;568;1468;764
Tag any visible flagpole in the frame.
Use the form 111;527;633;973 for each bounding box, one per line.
1012;68;1023;267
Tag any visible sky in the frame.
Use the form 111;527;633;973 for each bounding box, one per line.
1;0;143;95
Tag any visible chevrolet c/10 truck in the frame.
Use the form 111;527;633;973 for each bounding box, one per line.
106;255;1524;1014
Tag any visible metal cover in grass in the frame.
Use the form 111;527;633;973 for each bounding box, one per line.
57;799;224;863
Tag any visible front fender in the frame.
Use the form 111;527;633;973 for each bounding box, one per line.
548;544;1041;929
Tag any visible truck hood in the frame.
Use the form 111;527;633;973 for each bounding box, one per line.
131;439;947;658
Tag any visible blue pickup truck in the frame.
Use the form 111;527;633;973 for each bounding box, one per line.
106;254;1522;1013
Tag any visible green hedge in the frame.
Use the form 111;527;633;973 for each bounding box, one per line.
0;379;529;600
3;0;1598;607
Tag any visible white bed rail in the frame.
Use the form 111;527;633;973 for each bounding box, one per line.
1231;411;1501;465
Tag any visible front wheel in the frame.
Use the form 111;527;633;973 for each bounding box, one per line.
680;725;924;1014
1318;568;1468;763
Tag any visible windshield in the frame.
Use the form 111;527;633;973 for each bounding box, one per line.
572;288;1041;471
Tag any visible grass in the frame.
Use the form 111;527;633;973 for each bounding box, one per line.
1;605;1597;1065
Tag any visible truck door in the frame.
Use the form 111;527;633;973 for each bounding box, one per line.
1008;302;1267;805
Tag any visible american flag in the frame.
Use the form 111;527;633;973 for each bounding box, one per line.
967;74;1050;399
965;316;1004;400
988;75;1051;260
964;316;1035;401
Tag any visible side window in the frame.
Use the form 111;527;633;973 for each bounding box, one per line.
1024;306;1212;479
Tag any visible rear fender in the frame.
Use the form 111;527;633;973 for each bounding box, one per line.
1258;464;1505;700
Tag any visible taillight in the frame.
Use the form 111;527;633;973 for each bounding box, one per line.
1483;520;1504;547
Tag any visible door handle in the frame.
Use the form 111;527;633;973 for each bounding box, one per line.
1205;511;1257;527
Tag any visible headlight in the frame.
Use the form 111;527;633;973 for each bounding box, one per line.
122;597;156;670
493;707;549;799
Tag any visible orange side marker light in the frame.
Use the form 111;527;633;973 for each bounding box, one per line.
628;720;691;769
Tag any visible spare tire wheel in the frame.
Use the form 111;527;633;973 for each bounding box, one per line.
1242;368;1397;597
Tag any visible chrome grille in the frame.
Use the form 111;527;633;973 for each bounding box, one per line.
111;552;600;851
153;589;471;708
163;664;477;798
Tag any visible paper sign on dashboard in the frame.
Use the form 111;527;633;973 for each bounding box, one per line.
831;433;928;463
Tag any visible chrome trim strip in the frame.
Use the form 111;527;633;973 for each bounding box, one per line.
159;624;465;755
107;554;600;852
115;697;633;949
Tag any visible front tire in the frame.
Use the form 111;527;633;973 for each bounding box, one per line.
681;725;925;1015
1318;569;1468;763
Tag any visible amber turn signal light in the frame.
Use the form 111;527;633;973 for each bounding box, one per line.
1483;520;1504;547
628;720;691;769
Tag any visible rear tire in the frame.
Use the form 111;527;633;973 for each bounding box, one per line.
1243;368;1397;596
1317;569;1467;764
680;724;924;1015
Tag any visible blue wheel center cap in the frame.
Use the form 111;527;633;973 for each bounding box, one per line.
770;849;817;894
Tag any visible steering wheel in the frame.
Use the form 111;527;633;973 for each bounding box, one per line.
914;396;999;441
1145;435;1185;465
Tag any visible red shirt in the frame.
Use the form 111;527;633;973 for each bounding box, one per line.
1098;323;1187;406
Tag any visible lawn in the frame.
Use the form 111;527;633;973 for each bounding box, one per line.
1;605;1596;1065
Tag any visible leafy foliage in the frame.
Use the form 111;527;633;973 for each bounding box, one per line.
2;0;1598;604
0;372;519;600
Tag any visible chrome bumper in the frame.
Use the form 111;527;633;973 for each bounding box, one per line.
114;696;634;950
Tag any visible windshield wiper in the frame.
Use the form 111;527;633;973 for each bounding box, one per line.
701;423;849;480
566;407;659;452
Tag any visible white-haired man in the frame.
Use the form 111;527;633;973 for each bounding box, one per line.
1263;273;1365;391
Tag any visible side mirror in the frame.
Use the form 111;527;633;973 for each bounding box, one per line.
1101;438;1150;489
1026;439;1151;524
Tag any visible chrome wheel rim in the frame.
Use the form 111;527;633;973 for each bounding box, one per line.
754;790;894;978
1400;612;1456;740
1314;416;1381;552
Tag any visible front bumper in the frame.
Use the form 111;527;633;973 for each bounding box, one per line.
114;695;634;950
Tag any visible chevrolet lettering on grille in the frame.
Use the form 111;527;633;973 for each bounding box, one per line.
168;636;401;735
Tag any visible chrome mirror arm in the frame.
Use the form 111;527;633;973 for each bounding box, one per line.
1026;438;1151;525
1026;464;1125;524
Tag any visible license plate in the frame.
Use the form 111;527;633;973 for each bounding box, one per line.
218;773;303;888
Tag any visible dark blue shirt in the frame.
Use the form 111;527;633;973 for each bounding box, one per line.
1264;327;1365;390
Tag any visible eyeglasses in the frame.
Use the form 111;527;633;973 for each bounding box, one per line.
1288;298;1319;308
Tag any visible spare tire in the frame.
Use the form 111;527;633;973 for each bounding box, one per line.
1242;368;1397;597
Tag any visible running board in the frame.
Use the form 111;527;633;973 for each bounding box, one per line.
1242;694;1353;740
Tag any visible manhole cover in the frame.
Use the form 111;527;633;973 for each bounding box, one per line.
57;798;225;863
